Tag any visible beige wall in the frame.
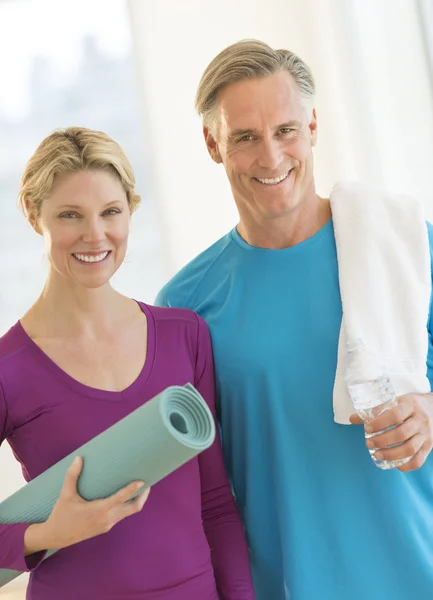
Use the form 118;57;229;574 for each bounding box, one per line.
0;446;28;592
0;589;26;599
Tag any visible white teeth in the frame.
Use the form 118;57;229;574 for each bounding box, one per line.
73;251;109;263
256;172;289;185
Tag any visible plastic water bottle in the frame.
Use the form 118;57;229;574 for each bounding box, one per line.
345;338;411;470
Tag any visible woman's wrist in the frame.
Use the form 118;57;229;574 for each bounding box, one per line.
23;522;52;556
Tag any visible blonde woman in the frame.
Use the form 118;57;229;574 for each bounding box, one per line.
0;128;254;600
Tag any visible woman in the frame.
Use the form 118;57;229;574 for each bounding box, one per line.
0;128;254;599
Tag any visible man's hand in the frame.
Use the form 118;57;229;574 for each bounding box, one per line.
349;393;433;472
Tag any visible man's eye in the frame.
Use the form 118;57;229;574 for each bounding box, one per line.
238;135;254;143
280;128;296;135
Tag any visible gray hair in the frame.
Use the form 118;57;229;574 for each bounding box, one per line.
195;39;316;134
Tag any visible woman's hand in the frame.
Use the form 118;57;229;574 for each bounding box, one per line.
24;456;150;555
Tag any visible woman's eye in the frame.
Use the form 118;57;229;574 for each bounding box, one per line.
59;209;121;218
59;212;78;219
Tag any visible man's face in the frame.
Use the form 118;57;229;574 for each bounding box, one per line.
205;71;317;225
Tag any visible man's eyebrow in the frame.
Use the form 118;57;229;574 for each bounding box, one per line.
277;120;302;129
229;128;257;140
229;120;302;140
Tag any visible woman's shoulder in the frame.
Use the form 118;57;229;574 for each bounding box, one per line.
0;323;31;431
138;301;206;328
138;301;210;351
0;322;28;367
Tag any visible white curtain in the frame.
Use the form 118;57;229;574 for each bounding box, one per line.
128;0;433;272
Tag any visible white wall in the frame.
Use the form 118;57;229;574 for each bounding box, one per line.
128;0;433;274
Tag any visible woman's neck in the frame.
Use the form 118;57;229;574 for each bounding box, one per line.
21;274;132;339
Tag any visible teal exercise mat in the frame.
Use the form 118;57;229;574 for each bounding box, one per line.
0;383;215;588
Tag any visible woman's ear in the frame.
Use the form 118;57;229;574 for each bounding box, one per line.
26;206;43;235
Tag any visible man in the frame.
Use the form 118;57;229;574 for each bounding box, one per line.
156;39;433;599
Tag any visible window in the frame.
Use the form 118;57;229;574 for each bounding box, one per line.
0;0;168;336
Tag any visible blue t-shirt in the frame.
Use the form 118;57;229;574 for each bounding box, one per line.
156;219;433;600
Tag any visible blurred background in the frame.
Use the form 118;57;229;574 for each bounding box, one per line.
0;0;432;595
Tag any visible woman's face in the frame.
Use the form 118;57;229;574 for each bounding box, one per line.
36;169;131;290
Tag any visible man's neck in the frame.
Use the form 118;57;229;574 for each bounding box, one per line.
237;195;331;250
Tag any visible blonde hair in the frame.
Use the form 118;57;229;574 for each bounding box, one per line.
195;39;316;133
19;127;141;223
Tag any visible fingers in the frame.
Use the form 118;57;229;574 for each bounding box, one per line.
349;413;364;425
372;432;423;463
364;400;414;434
397;443;430;472
62;459;146;514
112;487;151;522
105;480;146;509
366;417;420;450
60;457;83;499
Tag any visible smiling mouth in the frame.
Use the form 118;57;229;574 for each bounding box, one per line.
254;169;293;186
72;251;111;264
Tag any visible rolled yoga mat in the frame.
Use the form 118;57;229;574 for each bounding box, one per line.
0;383;215;587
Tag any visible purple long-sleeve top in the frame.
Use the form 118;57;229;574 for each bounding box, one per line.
0;303;255;599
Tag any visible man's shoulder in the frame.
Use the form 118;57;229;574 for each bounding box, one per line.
156;231;235;308
427;221;433;249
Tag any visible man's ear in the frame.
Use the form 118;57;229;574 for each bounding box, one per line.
204;127;223;164
309;108;318;147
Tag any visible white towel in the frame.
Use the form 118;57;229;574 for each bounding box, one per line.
330;182;432;424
